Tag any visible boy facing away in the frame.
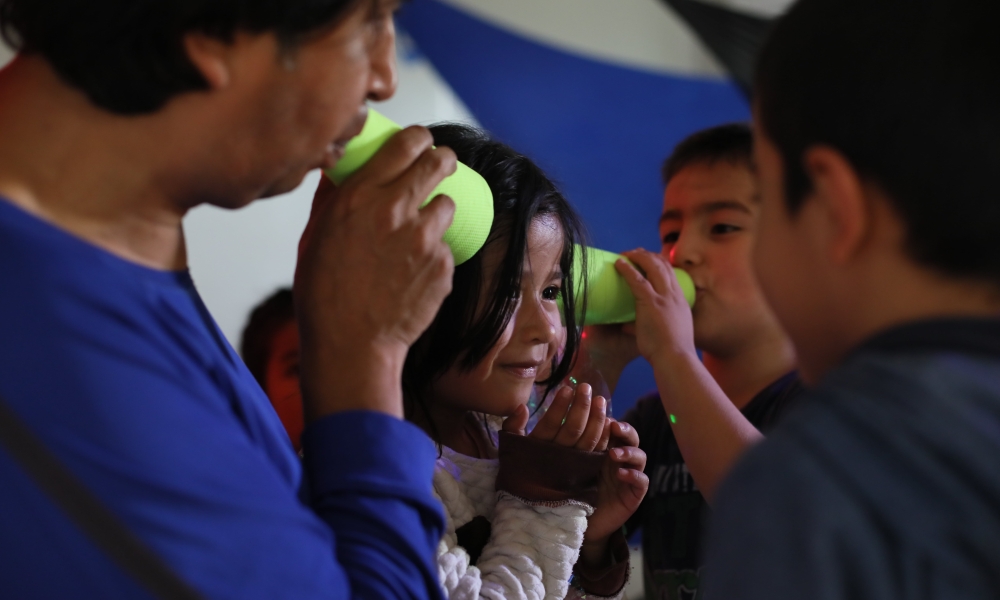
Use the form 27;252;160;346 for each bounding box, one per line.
578;124;803;599
697;0;1000;598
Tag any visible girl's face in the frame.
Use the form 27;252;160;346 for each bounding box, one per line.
432;215;565;418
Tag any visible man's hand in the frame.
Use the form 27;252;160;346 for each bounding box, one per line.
615;249;697;363
295;125;457;420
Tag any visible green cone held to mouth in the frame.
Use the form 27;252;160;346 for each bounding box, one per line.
571;245;695;325
325;109;494;265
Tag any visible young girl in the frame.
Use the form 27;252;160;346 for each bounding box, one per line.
403;124;648;600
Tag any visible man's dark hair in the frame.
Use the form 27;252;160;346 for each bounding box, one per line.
661;123;753;186
241;288;294;389
403;123;588;440
756;0;1000;282
0;0;358;114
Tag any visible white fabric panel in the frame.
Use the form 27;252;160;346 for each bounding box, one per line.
697;0;795;18
436;0;728;78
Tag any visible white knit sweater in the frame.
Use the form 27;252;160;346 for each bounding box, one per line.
432;428;627;600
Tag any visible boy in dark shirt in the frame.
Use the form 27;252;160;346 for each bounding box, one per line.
690;1;1000;598
580;124;803;599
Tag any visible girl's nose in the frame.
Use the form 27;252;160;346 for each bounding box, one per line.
519;295;558;345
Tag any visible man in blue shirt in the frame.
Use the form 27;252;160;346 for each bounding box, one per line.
0;0;458;597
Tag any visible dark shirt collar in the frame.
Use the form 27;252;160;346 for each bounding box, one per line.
853;316;1000;359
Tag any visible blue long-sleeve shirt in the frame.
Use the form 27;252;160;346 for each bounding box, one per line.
0;198;445;599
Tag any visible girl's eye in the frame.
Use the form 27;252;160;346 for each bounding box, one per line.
542;285;561;301
710;224;741;235
661;231;679;245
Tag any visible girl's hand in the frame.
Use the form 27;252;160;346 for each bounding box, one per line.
580;420;648;567
503;384;611;451
615;249;697;364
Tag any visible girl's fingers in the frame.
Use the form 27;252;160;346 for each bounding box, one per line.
502;404;530;436
553;384;592;447
575;395;607;451
608;420;640;449
610;446;648;471
595;419;613;452
529;385;573;441
616;468;650;503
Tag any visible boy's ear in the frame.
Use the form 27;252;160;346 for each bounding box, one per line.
183;33;232;90
801;146;871;266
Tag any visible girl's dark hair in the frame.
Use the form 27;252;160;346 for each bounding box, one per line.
240;287;294;388
402;123;588;435
0;0;357;114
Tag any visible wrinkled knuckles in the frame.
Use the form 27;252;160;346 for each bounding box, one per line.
395;126;434;158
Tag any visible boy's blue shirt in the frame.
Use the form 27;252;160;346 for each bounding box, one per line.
0;198;445;599
704;317;1000;599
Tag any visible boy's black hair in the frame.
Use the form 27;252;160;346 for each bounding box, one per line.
240;288;294;389
661;123;753;186
403;123;588;438
0;0;358;114
755;0;1000;283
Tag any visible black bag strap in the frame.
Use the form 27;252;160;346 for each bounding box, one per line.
0;393;203;599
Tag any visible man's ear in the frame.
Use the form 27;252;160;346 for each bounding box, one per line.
801;146;871;265
183;33;232;90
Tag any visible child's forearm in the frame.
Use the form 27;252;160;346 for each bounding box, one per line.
649;350;764;503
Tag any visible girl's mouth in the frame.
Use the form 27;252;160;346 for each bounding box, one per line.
501;362;541;379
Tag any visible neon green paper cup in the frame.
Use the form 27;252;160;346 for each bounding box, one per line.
572;245;695;325
325;109;494;265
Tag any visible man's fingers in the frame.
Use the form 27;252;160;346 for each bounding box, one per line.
298;176;340;263
529;385;573;441
384;145;457;215
352;125;436;187
553;384;592;447
575;395;607;451
417;194;456;245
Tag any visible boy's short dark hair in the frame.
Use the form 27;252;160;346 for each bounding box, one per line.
661;123;753;186
0;0;357;114
756;0;1000;283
